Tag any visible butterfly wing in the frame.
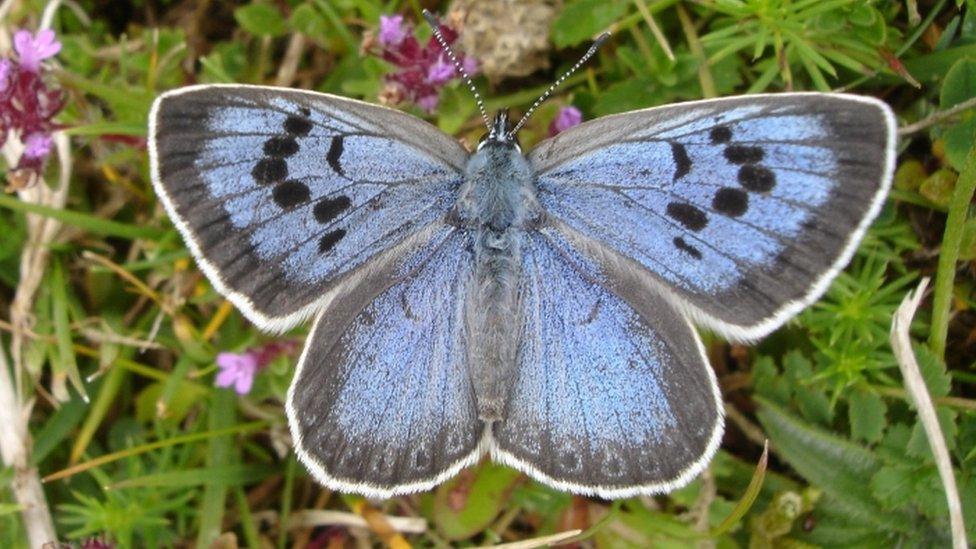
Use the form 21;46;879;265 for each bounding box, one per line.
149;84;468;331
491;230;722;497
287;229;485;497
530;93;895;340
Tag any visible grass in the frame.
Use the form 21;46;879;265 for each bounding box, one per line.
2;0;976;547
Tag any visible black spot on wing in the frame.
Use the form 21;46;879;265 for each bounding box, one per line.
713;187;748;217
673;237;702;259
738;165;776;192
710;125;732;144
724;145;764;164
666;202;708;231
327;136;344;175
263;136;299;157
252;158;287;184
272;180;310;209
670;142;691;180
319;229;346;253
313;195;352;224
284;115;313;136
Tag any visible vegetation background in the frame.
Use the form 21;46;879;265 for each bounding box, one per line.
1;0;975;546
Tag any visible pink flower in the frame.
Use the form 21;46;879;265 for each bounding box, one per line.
13;29;60;73
461;56;478;77
378;15;408;47
549;106;583;136
216;351;259;395
417;94;440;112
214;340;298;395
0;59;12;93
371;14;477;113
0;29;64;175
426;54;455;85
22;132;52;159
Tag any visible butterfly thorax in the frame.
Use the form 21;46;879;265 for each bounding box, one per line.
456;139;537;421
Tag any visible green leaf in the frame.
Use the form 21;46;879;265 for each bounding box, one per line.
31;394;88;465
795;386;833;426
289;3;329;42
870;465;915;509
135;379;208;424
914;344;952;398
903;44;976;85
893;160;927;192
437;85;478;136
755;397;912;533
432;462;521;540
849;389;887;443
551;0;628;48
919;168;958;208
908;407;958;456
234;3;288;37
940;57;976;169
753;355;791;406
593;77;658;116
958;217;976;260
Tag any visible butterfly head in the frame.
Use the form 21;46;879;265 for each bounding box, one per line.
479;111;520;152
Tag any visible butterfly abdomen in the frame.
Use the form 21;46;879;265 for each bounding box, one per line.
458;143;537;420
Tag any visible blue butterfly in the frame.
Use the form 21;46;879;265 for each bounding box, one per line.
148;22;895;499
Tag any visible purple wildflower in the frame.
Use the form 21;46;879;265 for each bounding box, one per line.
426;54;456;85
22;132;52;159
0;60;12;93
216;352;259;395
370;14;477;113
417;94;440;112
378;15;408;47
549;106;583;136
13;29;61;73
0;28;64;177
215;340;298;395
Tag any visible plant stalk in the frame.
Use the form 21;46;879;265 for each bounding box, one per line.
929;141;976;358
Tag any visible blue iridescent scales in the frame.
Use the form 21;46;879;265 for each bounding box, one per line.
148;85;894;499
197;96;460;284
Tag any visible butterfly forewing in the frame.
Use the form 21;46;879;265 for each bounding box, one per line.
287;229;485;498
491;230;722;498
149;85;468;332
530;93;895;340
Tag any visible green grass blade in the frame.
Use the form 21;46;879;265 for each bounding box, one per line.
0;194;165;240
196;389;237;547
43;421;268;482
929;141;976;358
109;463;275;489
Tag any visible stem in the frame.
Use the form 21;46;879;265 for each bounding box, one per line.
929;141;976;358
676;3;716;98
873;385;976;412
278;456;297;549
197;390;236;547
0;340;57;546
42;421;268;482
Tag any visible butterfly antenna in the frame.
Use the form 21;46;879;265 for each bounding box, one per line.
508;32;611;138
422;9;491;132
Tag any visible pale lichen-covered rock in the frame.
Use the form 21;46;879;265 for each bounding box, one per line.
448;0;560;81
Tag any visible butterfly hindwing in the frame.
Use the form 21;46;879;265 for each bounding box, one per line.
286;229;485;497
491;230;723;498
530;93;895;340
149;84;468;331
